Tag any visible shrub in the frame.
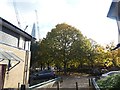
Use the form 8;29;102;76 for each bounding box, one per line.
97;74;120;90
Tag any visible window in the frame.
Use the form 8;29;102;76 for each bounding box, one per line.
25;41;31;51
0;26;19;47
19;36;25;49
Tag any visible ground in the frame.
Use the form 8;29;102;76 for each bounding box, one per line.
53;73;94;90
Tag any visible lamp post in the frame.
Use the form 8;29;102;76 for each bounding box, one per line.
107;0;120;64
107;0;120;49
107;0;120;67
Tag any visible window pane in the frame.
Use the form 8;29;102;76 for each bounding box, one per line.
0;31;18;47
19;36;25;49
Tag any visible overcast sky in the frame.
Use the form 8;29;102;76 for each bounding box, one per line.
0;0;118;46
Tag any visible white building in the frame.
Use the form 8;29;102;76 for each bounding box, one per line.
0;17;35;89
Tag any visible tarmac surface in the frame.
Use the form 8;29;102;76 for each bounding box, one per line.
53;74;94;90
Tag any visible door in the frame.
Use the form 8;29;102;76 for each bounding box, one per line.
0;64;6;89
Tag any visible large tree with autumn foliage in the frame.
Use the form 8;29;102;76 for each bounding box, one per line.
30;23;120;74
38;23;94;74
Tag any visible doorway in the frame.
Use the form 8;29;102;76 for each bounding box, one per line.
0;64;6;89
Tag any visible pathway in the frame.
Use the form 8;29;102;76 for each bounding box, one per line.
53;75;94;90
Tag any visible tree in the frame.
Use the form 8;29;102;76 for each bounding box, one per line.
105;42;119;67
40;23;87;74
31;23;110;74
40;38;55;70
94;44;106;67
30;41;41;69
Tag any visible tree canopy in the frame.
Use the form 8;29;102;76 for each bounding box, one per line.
30;23;120;74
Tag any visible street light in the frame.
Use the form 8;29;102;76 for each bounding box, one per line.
107;0;120;50
112;43;120;50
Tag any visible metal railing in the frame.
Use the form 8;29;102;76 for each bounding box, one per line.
29;77;61;89
91;78;100;90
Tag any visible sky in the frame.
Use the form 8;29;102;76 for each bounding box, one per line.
0;0;118;46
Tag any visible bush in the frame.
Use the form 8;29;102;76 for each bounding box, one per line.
97;74;120;90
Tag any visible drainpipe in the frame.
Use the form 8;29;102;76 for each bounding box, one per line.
22;50;30;89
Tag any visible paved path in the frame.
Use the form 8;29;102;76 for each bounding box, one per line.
53;75;94;90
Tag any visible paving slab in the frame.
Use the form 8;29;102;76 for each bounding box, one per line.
53;75;94;90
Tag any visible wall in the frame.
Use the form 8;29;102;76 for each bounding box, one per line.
0;43;31;88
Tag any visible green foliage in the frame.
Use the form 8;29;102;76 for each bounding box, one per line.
30;23;120;73
30;41;41;67
38;23;95;72
105;42;119;67
97;74;120;90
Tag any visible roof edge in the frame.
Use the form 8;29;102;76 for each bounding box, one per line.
0;17;36;41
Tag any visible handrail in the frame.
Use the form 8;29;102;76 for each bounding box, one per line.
91;78;100;90
29;78;59;89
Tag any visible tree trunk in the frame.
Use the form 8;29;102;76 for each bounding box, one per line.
64;61;67;75
112;59;117;67
47;63;50;70
40;63;43;71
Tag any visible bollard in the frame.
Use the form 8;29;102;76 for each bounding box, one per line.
20;84;26;90
57;81;60;90
76;82;78;90
18;83;20;90
89;78;91;86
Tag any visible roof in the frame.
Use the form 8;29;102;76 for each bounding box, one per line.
0;49;24;71
0;50;23;62
0;17;36;41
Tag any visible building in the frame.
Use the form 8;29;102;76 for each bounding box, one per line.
0;17;35;89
